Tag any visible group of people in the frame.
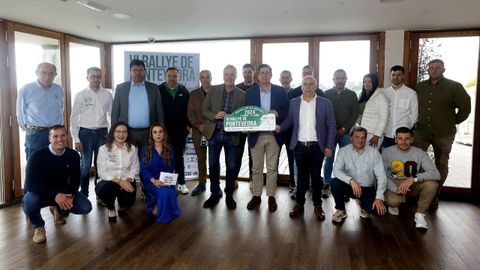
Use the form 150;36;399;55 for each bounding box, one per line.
17;58;470;244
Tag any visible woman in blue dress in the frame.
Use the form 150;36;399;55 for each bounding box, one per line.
140;123;181;223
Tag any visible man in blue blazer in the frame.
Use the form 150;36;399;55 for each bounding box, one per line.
277;75;336;220
245;64;289;212
111;59;164;149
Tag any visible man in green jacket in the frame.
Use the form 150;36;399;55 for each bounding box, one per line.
414;59;471;208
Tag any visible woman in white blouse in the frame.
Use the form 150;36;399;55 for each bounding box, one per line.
358;73;389;149
95;121;139;222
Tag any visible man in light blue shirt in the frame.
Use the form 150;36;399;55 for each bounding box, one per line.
16;62;64;160
331;126;387;223
111;59;164;149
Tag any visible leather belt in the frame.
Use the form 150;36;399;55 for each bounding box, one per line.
26;125;50;131
298;141;317;147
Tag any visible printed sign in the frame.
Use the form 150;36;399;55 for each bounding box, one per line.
124;51;200;89
159;172;179;186
224;106;276;132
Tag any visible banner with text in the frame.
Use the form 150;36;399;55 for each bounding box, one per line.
124;51;200;89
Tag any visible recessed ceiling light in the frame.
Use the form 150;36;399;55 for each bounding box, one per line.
112;12;133;20
76;1;108;12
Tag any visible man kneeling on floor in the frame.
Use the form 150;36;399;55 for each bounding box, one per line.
381;127;440;229
23;125;92;244
331;126;387;223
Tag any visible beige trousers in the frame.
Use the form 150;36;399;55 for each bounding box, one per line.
250;133;280;197
385;178;439;213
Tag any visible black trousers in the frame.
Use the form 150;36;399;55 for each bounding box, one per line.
95;180;137;210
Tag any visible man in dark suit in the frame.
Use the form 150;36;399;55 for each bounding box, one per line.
277;75;336;220
245;64;289;212
202;65;245;209
288;65;325;99
111;59;164;149
159;67;191;195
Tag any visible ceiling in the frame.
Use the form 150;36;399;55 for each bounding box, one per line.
0;0;479;43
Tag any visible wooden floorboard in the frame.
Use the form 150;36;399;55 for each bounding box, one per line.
1;180;480;270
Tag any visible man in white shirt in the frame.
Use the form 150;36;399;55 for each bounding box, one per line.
277;76;336;220
331;126;387;223
70;67;113;197
382;65;418;148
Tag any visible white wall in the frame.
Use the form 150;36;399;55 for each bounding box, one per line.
383;30;405;86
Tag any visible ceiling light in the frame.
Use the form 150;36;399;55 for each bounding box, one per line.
112;13;133;20
76;1;108;12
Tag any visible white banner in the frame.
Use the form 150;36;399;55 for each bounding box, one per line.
124;51;200;89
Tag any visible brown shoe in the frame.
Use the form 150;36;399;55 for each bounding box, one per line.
247;196;261;210
33;227;46;244
289;204;304;218
268;196;277;212
50;207;66;224
314;205;326;221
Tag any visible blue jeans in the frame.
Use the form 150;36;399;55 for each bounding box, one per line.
323;132;351;184
208;130;238;197
78;127;108;196
22;191;92;228
25;128;49;161
294;143;325;206
331;178;381;215
381;136;396;149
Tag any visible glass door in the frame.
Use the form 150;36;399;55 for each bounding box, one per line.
415;35;479;189
14;31;62;188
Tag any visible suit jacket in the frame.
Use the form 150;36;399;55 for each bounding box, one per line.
244;84;289;147
280;96;336;153
111;81;164;126
289;86;325;99
202;84;245;145
187;87;207;130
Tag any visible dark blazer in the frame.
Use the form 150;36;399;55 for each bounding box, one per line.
202;84;245;145
111;81;164;126
288;86;325;99
245;84;289;147
280;96;336;153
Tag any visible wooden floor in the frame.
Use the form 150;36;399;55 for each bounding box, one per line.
1;181;480;270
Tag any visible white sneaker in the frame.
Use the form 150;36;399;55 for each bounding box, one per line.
355;199;369;218
177;184;189;195
388;207;399;216
414;212;428;229
332;210;347;223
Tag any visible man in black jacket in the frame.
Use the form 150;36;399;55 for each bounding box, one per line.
159;67;191;194
23;125;92;244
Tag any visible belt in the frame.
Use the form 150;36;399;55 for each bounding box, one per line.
298;141;317;147
26;125;50;131
80;127;108;131
215;128;225;133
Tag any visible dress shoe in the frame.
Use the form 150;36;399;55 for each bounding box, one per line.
314;205;325;221
246;196;261;210
50;206;66;224
268;196;277;212
289;204;304;218
226;196;237;209
191;183;206;196
203;195;220;208
33;227;46;244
